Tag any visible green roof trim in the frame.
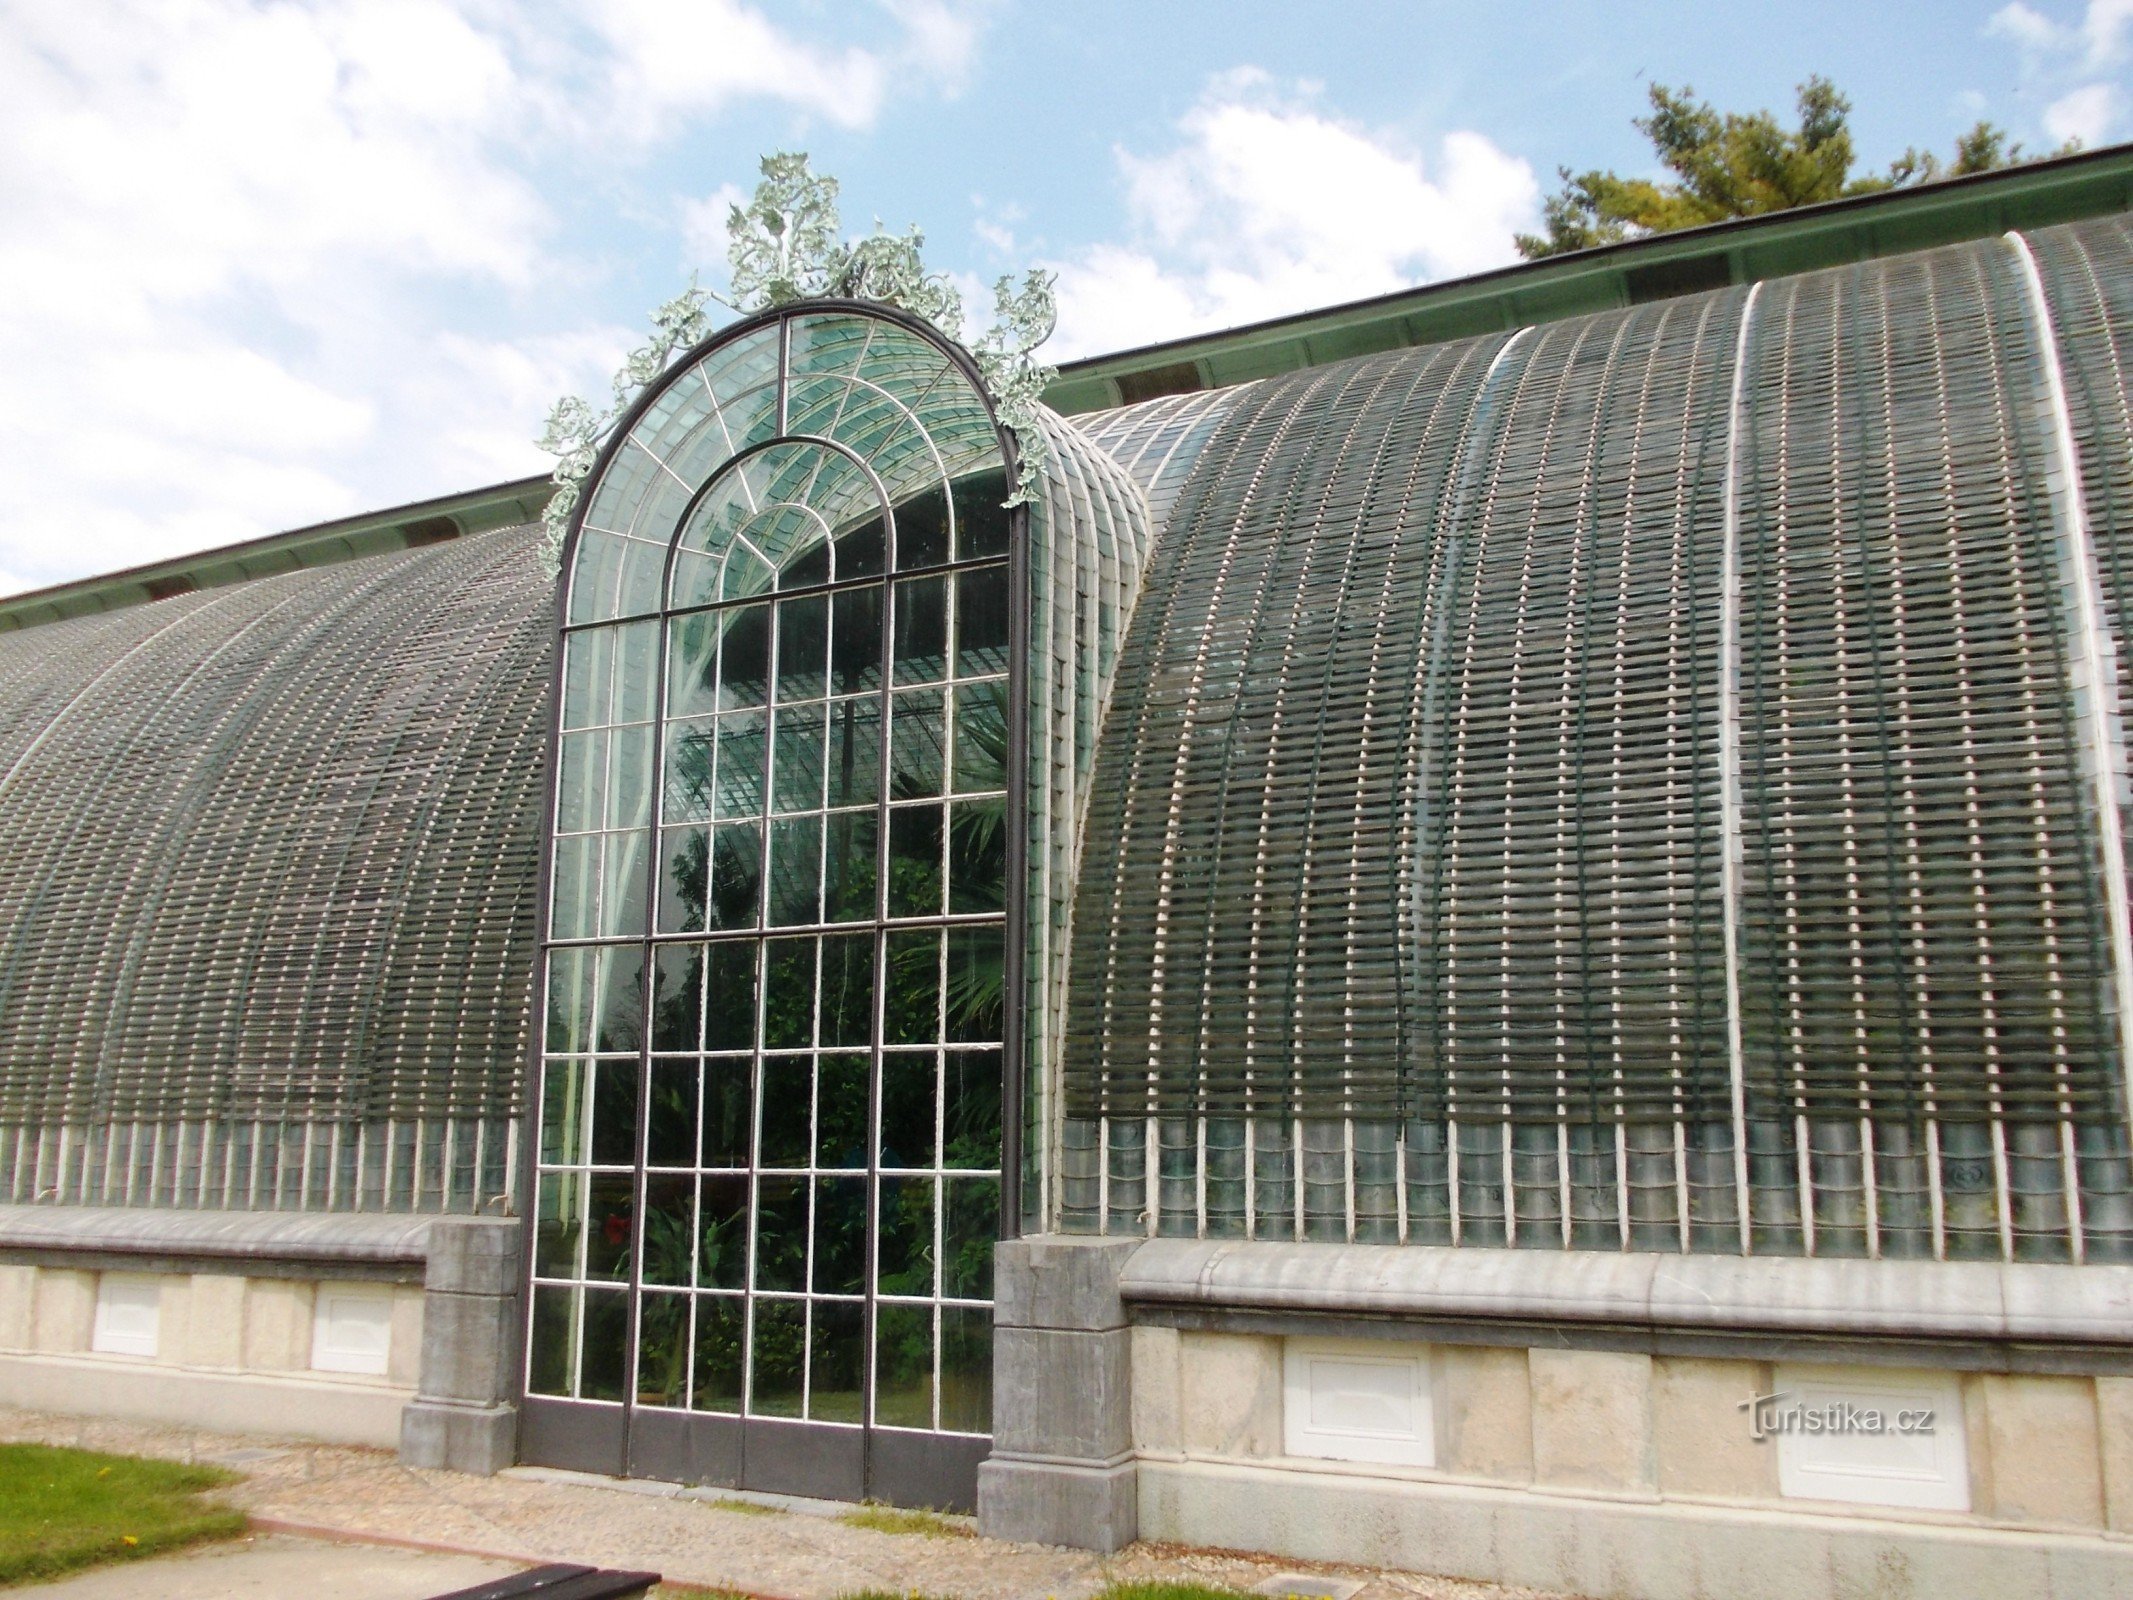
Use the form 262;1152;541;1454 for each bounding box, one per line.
1041;141;2133;416
0;476;551;633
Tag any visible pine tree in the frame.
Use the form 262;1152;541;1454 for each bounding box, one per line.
1515;77;2071;259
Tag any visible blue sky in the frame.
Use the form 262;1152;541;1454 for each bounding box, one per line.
3;0;2128;595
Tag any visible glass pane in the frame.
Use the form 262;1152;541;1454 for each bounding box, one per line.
693;1294;744;1412
896;486;950;569
641;1176;696;1287
615;620;660;723
809;1299;865;1423
836;515;885;580
708;822;762;930
825;696;882;809
782;537;830;590
599;830;648;940
724;543;773;603
591;1059;638;1165
886;805;943;918
816;1053;869;1170
652;945;703;1053
954;566;1009;678
699;1175;750;1289
749;1298;805;1417
667;615;719;719
714;711;768;819
953;467;1011;560
720;605;772;709
529;1285;578;1397
595;945;645;1053
540;1060;589;1166
945;926;1002;1044
947;800;1006;915
939;1304;992;1433
704;941;756;1051
943;1177;999;1298
818;933;875;1048
814;1176;869;1294
609;725;655;830
658;826;707;934
882;1052;937;1170
877;1175;936;1297
772;705;826;813
873;1303;932;1429
951;681;1008;793
534;1171;583;1278
831;586;883;693
647;1059;697;1166
557;729;607;832
884;930;941;1045
550;836;597;941
767;814;823;926
824;811;878;924
777;595;828;702
701;1065;752;1172
562;628;615;729
581;1290;630;1403
663;718;715;823
889;690;945;800
762;937;816;1050
758;1056;812;1169
545;948;595;1052
893;576;947;684
943;1049;1001;1169
753;1178;809;1293
637;1290;690;1407
585;1173;634;1280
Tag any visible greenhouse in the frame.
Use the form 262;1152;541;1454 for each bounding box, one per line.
5;148;2133;1597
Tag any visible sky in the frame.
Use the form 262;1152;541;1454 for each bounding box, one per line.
3;0;2130;597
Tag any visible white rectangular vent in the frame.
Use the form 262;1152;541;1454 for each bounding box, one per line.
91;1275;160;1358
311;1285;395;1376
1283;1338;1434;1467
1771;1365;1968;1512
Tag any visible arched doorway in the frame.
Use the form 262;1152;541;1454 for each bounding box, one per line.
522;304;1022;1508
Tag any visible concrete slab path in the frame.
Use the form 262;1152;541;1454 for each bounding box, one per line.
13;1533;520;1598
0;1407;1569;1600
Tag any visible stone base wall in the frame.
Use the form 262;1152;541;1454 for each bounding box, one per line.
0;1208;521;1472
1133;1330;2133;1536
984;1236;2133;1599
0;1262;420;1446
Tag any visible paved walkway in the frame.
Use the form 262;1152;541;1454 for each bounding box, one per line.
15;1533;519;1598
0;1407;1569;1600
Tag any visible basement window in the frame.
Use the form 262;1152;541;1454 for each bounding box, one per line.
311;1285;395;1377
91;1275;160;1358
1282;1338;1435;1467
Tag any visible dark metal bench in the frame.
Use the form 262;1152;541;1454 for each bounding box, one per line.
425;1561;663;1600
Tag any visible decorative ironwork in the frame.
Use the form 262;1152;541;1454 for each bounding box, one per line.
539;154;1058;576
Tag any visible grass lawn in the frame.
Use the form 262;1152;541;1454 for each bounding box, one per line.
0;1443;245;1587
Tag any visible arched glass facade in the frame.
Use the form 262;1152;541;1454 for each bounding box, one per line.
529;306;1018;1500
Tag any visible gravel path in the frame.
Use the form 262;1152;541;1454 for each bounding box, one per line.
0;1407;1572;1600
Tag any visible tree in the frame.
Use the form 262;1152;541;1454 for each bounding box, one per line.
1515;77;2072;259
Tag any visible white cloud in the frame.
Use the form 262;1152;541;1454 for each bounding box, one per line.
1987;0;2133;148
0;0;993;597
679;184;751;275
2048;80;2125;142
1046;72;1539;360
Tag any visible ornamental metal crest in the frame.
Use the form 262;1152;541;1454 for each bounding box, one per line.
538;152;1058;575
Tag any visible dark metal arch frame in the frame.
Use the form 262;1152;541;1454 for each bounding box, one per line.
521;298;1030;1498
